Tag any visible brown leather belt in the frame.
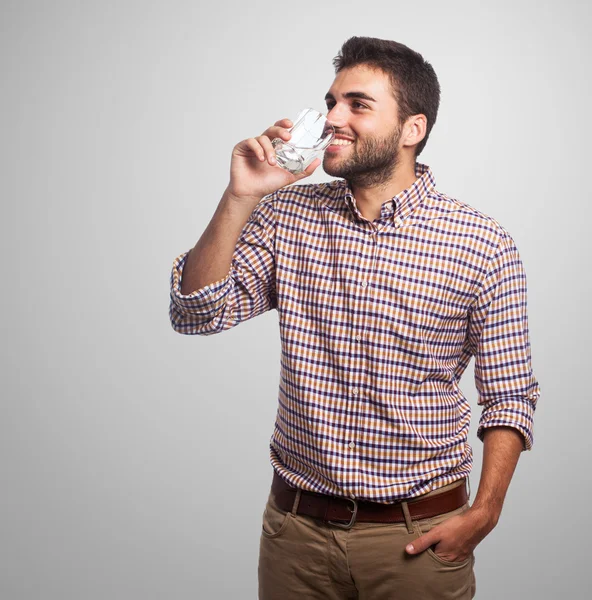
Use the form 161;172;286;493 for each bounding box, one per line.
272;472;467;529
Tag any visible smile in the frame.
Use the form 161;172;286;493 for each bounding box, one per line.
330;139;354;146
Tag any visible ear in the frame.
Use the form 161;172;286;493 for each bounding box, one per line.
402;114;427;149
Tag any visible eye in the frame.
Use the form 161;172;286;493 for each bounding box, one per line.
352;101;367;110
326;101;335;111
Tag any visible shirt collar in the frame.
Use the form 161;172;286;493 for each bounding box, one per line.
317;162;436;224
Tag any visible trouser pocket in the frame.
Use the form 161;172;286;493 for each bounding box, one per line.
260;490;293;539
414;503;474;567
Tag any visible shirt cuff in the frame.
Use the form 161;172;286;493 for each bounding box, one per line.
477;396;536;451
170;251;232;316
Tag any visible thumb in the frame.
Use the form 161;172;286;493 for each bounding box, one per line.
294;157;321;180
406;530;438;555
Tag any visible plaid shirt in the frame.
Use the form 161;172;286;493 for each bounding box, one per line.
169;163;540;502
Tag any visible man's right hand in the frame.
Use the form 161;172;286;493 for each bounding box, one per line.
226;118;321;204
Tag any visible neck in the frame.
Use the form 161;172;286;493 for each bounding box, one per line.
350;161;418;221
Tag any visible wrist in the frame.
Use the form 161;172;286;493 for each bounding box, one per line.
224;186;262;207
467;503;499;532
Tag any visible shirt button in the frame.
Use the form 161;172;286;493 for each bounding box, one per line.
348;441;356;449
360;280;368;288
351;388;359;396
355;334;362;342
394;217;403;227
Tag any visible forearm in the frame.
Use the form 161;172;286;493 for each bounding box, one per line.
470;426;524;527
406;426;525;559
180;188;261;295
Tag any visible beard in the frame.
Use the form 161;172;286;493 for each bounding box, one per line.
323;123;403;188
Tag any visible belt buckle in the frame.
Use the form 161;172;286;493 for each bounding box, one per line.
328;497;358;530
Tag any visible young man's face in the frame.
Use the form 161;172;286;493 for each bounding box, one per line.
323;64;405;184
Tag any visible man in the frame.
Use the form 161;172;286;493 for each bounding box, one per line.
169;37;540;599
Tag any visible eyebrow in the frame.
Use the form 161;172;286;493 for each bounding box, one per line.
324;91;377;103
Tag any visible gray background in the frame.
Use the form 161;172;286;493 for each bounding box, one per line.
1;0;590;598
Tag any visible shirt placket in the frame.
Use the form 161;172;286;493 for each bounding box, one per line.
345;219;381;498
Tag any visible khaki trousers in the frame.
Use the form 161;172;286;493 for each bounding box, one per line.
258;478;476;599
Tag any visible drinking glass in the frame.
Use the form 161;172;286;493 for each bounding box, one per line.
271;108;335;174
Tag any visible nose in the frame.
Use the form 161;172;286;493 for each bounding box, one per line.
326;104;347;129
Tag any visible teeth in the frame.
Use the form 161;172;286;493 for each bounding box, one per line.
332;139;353;146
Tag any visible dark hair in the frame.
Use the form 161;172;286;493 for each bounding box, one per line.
333;37;440;157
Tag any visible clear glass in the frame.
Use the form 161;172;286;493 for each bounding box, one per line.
271;108;335;174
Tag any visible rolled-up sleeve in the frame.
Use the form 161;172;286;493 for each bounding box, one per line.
466;232;541;450
169;195;277;335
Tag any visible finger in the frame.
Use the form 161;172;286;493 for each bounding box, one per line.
256;135;277;166
263;125;292;142
274;118;293;128
406;530;439;554
244;138;266;162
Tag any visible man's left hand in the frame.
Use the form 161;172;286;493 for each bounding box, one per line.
405;506;496;563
